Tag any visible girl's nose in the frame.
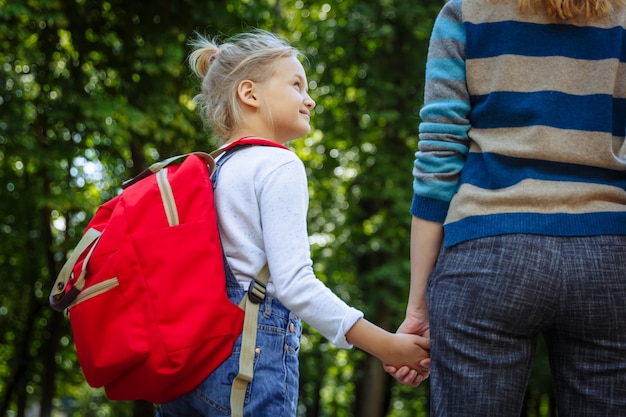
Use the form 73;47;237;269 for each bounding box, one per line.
304;94;315;109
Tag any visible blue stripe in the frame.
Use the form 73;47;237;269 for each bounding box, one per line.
410;194;450;223
615;98;626;137
415;153;464;175
413;177;459;203
432;18;466;43
465;21;626;61
444;211;626;247
470;91;622;135
461;152;626;190
420;98;471;123
419;122;471;137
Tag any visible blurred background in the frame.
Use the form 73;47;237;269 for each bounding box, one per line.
0;0;554;416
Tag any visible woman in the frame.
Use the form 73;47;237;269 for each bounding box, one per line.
388;0;626;415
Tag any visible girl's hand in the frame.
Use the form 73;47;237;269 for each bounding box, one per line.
383;312;431;387
380;332;430;387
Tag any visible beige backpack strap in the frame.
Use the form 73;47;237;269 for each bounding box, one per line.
230;263;270;417
49;228;103;311
121;152;216;189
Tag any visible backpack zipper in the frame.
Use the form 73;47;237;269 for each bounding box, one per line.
156;168;179;227
71;277;120;308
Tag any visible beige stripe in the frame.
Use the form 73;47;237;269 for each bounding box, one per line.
467;56;626;97
468;126;626;170
463;0;626;29
446;180;626;223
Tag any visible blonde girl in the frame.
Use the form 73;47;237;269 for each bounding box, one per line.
157;30;430;417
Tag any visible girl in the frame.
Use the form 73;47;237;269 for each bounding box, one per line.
157;29;430;417
388;0;626;415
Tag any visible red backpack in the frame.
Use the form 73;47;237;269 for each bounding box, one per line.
49;137;288;407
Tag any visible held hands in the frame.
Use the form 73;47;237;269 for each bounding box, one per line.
383;311;431;387
381;332;430;387
345;317;430;385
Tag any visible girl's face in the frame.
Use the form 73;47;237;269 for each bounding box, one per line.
257;56;316;144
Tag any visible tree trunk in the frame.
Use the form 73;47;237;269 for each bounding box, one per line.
355;355;390;417
39;313;62;417
39;172;62;417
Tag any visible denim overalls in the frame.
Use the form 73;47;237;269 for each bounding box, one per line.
157;261;302;417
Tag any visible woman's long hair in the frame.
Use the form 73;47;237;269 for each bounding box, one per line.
518;0;626;20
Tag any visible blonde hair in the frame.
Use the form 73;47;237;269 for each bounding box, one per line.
518;0;626;20
187;29;300;143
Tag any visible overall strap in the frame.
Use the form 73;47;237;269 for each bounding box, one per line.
209;140;274;417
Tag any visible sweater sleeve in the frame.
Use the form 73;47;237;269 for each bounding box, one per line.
257;157;364;349
411;0;472;222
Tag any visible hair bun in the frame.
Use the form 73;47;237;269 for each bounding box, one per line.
188;35;219;78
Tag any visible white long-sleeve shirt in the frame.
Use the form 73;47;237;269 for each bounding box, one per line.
214;145;363;348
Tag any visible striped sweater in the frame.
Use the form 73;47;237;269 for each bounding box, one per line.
411;0;626;247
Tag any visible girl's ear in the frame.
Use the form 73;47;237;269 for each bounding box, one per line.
237;80;260;108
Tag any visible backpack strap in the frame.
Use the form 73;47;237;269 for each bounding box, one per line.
49;228;103;312
208;139;279;417
230;264;270;417
209;136;289;161
121;151;215;190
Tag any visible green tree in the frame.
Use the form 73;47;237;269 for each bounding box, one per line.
1;1;279;415
1;0;556;416
288;2;441;415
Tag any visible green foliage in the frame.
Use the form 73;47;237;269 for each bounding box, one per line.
1;0;556;416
